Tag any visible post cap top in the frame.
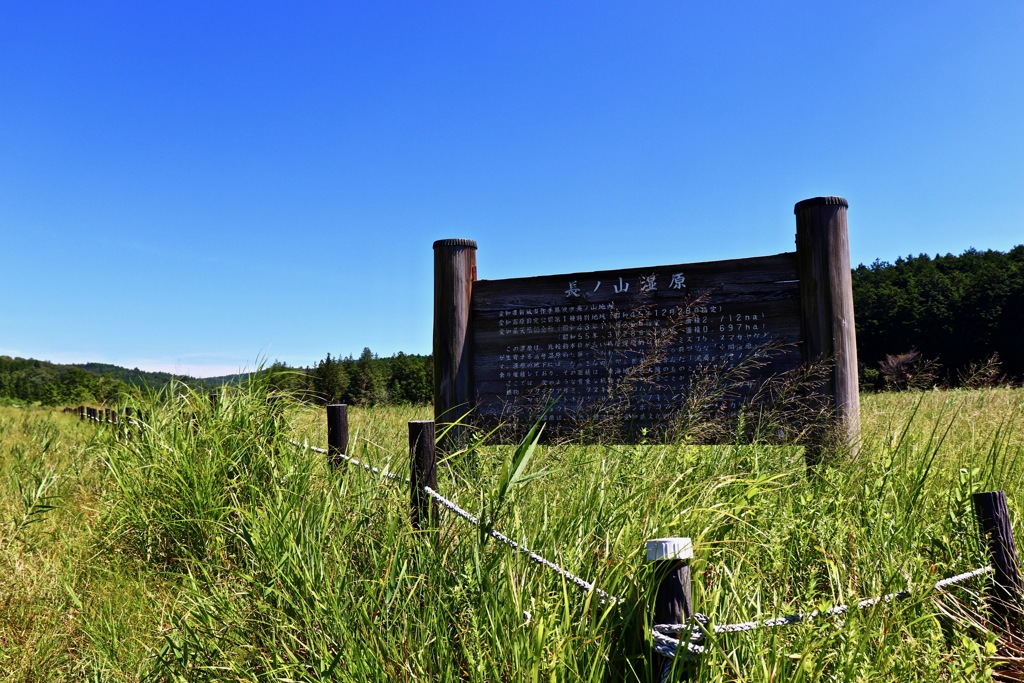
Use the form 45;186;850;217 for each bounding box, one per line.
646;537;694;562
794;196;848;213
433;238;478;249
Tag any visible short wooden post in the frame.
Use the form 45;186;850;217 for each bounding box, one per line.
433;239;477;454
78;406;85;420
409;420;438;531
794;196;860;464
105;408;112;424
647;537;695;680
327;404;349;467
973;491;1023;629
112;409;118;425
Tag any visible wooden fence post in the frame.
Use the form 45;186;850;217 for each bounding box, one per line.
794;196;860;464
973;491;1022;629
409;420;438;532
433;239;477;455
647;537;695;681
78;406;85;420
327;404;349;467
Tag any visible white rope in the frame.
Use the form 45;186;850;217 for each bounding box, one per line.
422;485;618;605
285;436;619;605
286;438;407;483
653;564;993;660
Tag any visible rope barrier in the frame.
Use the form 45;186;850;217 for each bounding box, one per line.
87;420;1007;673
286;438;407;483
285;437;619;605
652;564;993;660
421;484;618;604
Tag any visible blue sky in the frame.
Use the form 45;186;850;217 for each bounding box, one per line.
2;2;1021;377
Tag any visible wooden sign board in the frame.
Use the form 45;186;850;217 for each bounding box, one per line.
472;253;802;439
433;197;860;451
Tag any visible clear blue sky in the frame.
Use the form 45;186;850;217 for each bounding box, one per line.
2;2;1021;377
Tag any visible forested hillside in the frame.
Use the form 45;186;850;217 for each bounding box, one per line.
71;363;180;388
853;246;1024;386
0;357;133;406
0;351;433;407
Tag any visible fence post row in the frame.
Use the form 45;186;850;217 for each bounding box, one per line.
326;404;349;468
409;420;438;532
433;239;477;455
973;491;1023;629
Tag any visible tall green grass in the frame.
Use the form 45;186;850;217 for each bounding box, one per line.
2;385;1023;680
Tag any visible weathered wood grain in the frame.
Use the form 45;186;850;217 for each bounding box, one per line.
433;239;477;451
471;253;805;441
795;197;860;459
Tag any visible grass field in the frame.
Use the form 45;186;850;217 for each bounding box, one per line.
1;384;1023;682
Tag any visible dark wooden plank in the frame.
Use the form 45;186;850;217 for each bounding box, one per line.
470;252;805;442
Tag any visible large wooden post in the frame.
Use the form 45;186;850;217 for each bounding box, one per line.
973;491;1023;629
794;196;860;461
433;238;477;453
326;404;349;467
409;420;438;532
648;537;695;681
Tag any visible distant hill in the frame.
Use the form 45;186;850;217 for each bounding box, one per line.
71;362;194;388
0;356;229;406
201;372;250;385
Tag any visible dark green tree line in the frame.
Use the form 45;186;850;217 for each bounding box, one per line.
266;349;432;406
853;245;1024;386
0;356;132;406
